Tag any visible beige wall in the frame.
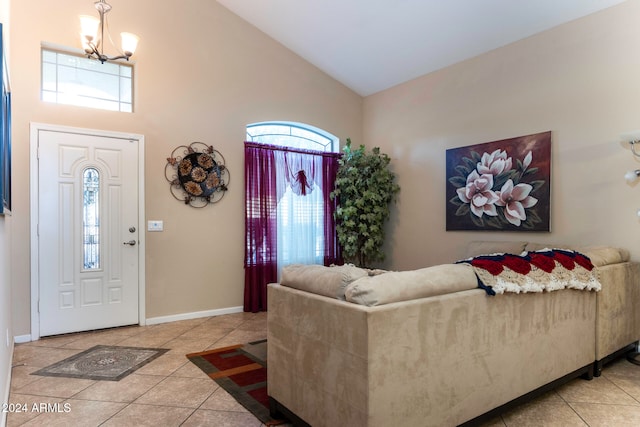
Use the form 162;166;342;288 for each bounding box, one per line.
9;0;640;336
9;0;362;336
0;0;11;417
364;0;640;271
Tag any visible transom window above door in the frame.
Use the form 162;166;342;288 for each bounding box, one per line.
41;48;134;112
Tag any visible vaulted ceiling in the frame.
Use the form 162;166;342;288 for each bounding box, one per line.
216;0;627;96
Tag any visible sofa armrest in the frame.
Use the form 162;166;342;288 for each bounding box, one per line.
595;261;640;362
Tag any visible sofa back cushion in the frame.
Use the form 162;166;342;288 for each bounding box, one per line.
280;264;370;300
465;241;527;259
582;246;630;266
344;264;478;306
469;241;630;268
524;242;572;252
524;244;630;267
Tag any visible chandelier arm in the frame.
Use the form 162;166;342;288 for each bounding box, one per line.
98;10;106;58
84;40;130;63
631;141;640;158
105;54;130;61
84;40;98;55
103;14;126;58
97;12;130;61
84;40;106;63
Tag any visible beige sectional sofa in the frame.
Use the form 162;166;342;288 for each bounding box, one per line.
267;242;640;427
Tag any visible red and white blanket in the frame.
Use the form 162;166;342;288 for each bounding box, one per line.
457;249;601;296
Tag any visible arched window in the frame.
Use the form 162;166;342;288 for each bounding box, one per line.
244;122;341;312
246;122;338;152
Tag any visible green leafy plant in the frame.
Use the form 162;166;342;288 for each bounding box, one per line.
331;138;400;268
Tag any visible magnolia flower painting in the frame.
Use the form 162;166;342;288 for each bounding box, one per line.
446;132;551;231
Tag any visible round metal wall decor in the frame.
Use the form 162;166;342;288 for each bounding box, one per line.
165;142;229;207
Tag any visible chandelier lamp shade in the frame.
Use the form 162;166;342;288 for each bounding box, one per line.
625;169;640;184
80;0;139;63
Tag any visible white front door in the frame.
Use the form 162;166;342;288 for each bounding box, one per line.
37;128;140;336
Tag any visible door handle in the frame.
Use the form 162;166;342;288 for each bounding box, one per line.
123;240;137;246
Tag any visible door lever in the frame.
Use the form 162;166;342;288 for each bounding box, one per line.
123;240;137;246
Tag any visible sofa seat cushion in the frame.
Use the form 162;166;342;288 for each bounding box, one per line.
344;264;478;306
280;264;370;300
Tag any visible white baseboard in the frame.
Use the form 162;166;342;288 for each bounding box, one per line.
145;306;244;326
15;307;245;342
13;335;31;344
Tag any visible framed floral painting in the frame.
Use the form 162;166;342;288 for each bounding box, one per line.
446;131;551;231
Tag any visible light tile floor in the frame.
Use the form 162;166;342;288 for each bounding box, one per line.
6;311;640;426
478;357;640;427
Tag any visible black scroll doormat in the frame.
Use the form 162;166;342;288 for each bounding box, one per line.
32;345;169;381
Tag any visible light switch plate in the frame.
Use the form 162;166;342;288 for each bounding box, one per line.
147;220;163;231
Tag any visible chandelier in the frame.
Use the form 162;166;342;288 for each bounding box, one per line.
79;0;139;64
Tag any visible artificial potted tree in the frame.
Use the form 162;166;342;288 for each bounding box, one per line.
331;138;400;268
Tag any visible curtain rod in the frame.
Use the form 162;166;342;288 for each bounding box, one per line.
244;141;342;158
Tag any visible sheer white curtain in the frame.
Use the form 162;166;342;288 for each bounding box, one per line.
274;150;325;278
